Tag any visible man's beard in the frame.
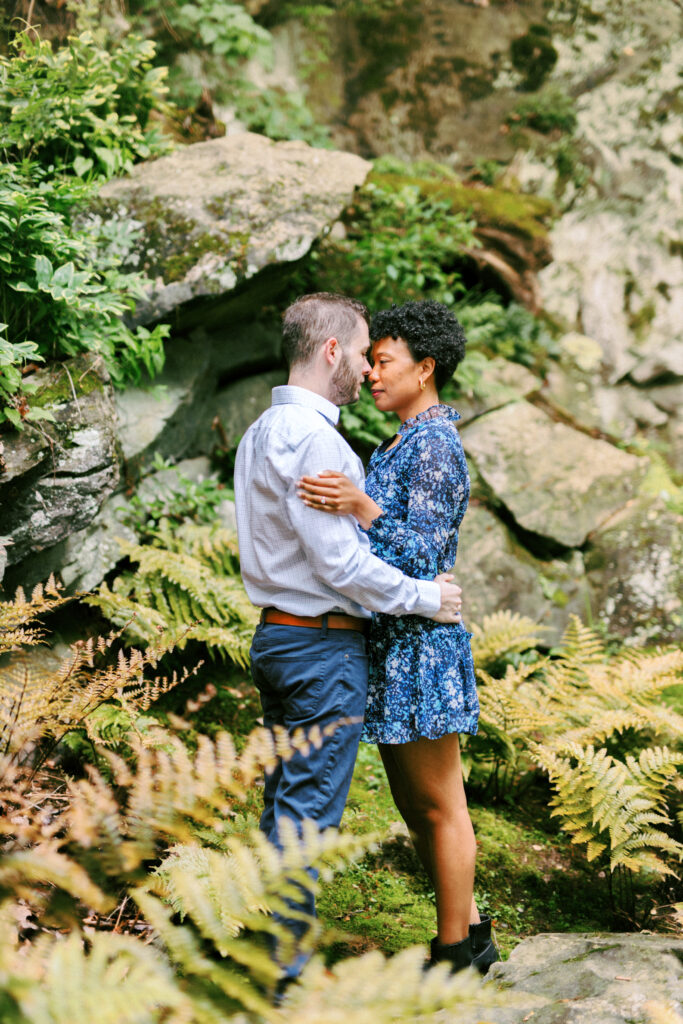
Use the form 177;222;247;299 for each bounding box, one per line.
329;351;360;406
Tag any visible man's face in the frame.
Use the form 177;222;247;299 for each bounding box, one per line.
329;318;372;406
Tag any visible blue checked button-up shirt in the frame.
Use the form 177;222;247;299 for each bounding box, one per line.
234;385;441;619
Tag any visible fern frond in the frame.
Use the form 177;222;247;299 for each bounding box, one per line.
86;527;258;667
0;576;68;656
12;930;192;1024
279;944;506;1023
532;742;683;877
470;610;544;669
554;615;605;676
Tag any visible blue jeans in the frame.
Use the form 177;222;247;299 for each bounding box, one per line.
249;620;368;977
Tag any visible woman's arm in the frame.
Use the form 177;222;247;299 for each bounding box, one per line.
366;428;469;578
297;470;383;530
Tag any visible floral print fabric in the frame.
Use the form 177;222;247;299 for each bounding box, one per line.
361;404;479;743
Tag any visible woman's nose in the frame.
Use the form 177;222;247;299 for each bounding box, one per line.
367;364;380;382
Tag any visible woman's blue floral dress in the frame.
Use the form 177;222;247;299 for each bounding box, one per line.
361;404;479;744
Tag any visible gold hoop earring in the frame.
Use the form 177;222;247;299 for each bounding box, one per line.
419;378;426;391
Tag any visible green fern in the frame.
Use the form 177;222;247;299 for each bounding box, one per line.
87;524;258;666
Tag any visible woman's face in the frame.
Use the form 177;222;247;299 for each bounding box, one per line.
367;335;426;417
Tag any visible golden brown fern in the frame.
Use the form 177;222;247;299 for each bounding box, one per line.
0;575;68;655
470;610;544;669
531;741;683;875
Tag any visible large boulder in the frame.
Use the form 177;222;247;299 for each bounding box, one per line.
481;932;683;1024
452;357;541;427
456;503;587;645
535;9;683;384
114;335;214;477
0;355;118;576
585;495;683;644
97;133;371;329
461;402;649;549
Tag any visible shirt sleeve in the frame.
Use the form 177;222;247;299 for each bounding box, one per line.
285;430;441;617
365;427;468;578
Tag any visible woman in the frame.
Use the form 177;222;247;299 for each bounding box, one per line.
297;299;498;974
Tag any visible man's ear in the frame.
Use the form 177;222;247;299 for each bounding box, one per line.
323;336;339;366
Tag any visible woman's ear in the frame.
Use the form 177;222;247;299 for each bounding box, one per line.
421;356;436;381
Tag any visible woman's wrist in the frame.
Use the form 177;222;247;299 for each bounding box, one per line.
355;494;383;531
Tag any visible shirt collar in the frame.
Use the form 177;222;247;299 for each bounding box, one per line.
272;385;340;426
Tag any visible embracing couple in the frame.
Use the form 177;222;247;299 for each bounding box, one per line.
234;292;498;985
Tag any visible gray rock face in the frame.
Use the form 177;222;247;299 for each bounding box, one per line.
536;13;683;387
0;356;119;571
114;336;214;476
456;504;588;645
461;402;649;549
98;133;371;328
453;358;541;427
479;932;683;1024
585;496;683;644
195;368;287;453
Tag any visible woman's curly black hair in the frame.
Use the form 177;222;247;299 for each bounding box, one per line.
370;300;467;390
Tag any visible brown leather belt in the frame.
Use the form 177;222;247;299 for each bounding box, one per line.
261;608;369;634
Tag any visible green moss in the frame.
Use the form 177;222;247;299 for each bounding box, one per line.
628;298;656;338
164;230;229;282
32;355;105;408
204;194;232;218
510;25;558;92
368;169;555;240
317;745;614;964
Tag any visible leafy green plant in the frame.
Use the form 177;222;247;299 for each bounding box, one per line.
316;180;478;309
0;30;170;177
128;0;270;107
0;325;49;429
455;299;559;369
0;168;168;410
508;86;577;135
339;385;399;458
233;85;332;147
121;455;229;542
0;28;172;427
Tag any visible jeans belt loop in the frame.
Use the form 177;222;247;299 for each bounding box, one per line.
320;612;329;639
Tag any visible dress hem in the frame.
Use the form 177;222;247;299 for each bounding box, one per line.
360;722;479;745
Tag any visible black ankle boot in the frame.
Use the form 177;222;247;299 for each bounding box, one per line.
469;914;500;975
429;934;474;973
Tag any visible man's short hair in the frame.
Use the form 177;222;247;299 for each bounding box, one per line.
282;293;370;369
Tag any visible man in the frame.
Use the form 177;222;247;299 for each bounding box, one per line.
234;292;463;980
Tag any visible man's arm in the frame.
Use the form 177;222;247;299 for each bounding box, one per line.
285;433;461;622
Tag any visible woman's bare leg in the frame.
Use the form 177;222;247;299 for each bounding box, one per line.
379;734;479;944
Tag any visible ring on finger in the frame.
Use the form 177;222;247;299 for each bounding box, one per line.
320;496;326;505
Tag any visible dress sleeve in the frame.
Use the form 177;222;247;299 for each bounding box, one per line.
365;427;469;578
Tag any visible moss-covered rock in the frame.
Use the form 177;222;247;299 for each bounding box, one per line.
97;133;371;328
461;401;649;549
0;354;118;578
585;494;683;644
368;168;554;309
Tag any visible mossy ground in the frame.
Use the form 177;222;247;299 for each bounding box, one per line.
145;663;682;962
316;743;619;966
